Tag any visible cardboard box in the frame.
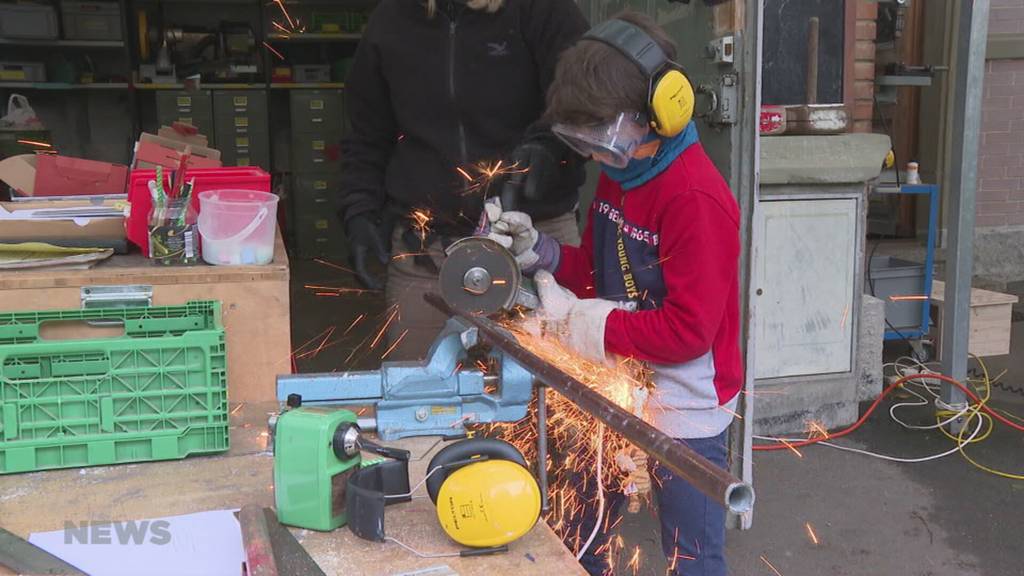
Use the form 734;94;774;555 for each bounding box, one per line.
0;199;127;252
35;155;128;196
133;132;221;170
0;154;127;197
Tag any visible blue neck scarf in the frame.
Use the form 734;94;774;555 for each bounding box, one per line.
600;121;700;190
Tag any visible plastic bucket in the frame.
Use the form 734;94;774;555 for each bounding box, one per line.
197;189;279;265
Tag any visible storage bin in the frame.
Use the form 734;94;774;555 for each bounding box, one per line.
0;62;47;83
867;255;926;331
0;3;58;40
0;301;228;474
60;1;122;41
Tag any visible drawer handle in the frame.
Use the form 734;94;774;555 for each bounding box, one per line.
312;117;323;123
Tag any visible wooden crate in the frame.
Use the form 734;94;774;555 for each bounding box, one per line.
930;280;1018;358
0;231;291;402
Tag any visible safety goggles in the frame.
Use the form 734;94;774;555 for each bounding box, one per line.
552;112;650;169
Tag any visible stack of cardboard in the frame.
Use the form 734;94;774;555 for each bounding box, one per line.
0;154;129;252
0;123;224;256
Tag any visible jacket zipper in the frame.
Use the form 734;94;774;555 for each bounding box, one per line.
448;18;469;166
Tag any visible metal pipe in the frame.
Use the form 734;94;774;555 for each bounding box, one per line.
536;381;550;513
941;0;990;434
425;293;755;514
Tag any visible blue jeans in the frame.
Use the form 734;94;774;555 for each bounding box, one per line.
572;430;729;576
649;430;729;576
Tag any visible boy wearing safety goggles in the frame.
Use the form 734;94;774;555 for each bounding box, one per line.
485;11;742;576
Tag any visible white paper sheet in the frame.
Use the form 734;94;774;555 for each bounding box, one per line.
29;509;245;576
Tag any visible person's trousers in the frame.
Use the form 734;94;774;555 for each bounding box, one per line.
573;429;730;576
383;211;581;360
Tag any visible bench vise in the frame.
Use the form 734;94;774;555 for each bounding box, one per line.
276;318;535;440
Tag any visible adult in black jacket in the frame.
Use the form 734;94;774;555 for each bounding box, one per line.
339;0;589;360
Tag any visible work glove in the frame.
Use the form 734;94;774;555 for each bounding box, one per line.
615;449;652;513
497;139;563;211
482;198;560;274
532;270;621;364
345;212;390;291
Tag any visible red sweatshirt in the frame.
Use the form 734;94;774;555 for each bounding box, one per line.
554;142;742;438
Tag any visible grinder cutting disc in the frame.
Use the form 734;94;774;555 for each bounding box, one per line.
440;236;522;316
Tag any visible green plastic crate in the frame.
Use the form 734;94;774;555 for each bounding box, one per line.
0;301;228;474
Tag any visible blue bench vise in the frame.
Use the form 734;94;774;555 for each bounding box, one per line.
276;318;535;440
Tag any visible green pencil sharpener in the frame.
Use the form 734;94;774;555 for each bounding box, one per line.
273;406;361;531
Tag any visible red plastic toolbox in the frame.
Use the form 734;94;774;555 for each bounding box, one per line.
127;167;271;255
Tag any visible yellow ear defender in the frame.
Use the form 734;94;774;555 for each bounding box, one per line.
583;19;695;137
426;438;541;548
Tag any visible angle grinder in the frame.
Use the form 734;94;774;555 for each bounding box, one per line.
439;236;539;317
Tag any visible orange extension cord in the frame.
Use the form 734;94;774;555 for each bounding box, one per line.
752;372;1024;452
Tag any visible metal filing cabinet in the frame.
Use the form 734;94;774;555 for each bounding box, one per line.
290;89;345;258
289;89;344;133
213;90;269;169
156;91;214;144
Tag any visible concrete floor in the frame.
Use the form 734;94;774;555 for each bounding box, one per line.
290;258;1024;576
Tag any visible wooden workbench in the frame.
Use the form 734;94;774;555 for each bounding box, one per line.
0;402;584;576
0;231;291;402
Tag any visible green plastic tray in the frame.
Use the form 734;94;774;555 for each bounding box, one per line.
0;301;228;474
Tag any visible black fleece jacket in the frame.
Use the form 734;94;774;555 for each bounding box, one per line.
338;0;589;235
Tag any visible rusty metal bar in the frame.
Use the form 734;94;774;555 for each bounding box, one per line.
240;504;279;576
424;293;755;514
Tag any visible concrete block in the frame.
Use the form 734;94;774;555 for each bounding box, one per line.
760;134;892;185
752;375;858;437
857;294;886;402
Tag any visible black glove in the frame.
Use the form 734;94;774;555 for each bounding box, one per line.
498;139;562;212
345;212;390;291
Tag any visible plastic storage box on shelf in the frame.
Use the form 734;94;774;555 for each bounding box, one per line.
60;1;122;41
0;3;59;40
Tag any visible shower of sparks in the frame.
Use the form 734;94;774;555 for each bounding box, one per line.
760;555;784;576
370;305;400;350
805;522;820;545
314;258;355;274
262;41;285;61
273;0;295;29
17;139;51;147
477;318;653;557
626;545;642;574
271;20;291;35
409;208;433;243
304;285;377;295
344;313;366;336
807;420;830;440
380;329;409;360
315;292;340;297
456;160;528;198
779;438;804;459
889;294;929;301
392;251;430;261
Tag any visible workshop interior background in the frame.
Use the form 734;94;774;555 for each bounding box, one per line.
3;0;1024;575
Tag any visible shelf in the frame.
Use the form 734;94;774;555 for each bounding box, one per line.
0;38;125;48
0;82;129;90
133;83;266;90
270;82;345;89
267;32;362;42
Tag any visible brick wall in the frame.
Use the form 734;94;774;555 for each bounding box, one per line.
977;0;1024;228
853;1;878;133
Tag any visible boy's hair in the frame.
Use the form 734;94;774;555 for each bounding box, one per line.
545;11;677;127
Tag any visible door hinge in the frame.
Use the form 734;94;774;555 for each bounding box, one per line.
696;73;739;126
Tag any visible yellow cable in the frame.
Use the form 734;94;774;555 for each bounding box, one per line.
948;355;1024;480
